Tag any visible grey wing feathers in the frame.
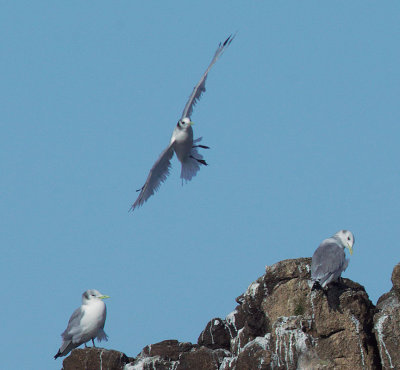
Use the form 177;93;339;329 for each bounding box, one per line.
61;307;84;340
311;242;347;286
181;34;235;120
130;144;175;211
54;307;84;359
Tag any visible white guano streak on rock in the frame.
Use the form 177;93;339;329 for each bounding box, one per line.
235;328;244;354
350;315;365;368
245;282;260;299
375;314;394;369
210;322;215;344
274;316;310;370
125;356;167;370
225;323;234;339
225;310;237;338
99;349;104;370
274;318;286;368
242;334;271;352
309;290;317;320
219;356;235;370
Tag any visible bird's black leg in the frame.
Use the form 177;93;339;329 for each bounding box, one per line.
192;144;210;149
84;343;88;348
190;155;208;166
92;339;96;347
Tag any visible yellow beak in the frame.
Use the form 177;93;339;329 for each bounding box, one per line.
99;295;110;300
348;245;353;256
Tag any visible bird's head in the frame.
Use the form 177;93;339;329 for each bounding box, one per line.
82;289;110;303
177;117;194;130
334;230;355;255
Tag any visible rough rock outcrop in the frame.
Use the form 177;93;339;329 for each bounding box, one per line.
61;348;131;370
373;263;400;369
62;258;400;370
212;258;380;369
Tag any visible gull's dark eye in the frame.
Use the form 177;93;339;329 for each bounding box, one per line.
347;237;351;241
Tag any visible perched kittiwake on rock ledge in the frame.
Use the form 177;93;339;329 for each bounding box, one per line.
130;34;235;211
311;230;355;289
54;289;110;359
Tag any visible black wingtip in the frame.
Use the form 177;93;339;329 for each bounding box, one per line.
54;352;61;360
223;35;231;46
223;32;237;47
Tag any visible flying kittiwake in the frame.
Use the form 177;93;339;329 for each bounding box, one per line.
130;34;235;211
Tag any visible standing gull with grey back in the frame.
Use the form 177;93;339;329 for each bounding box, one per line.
54;290;110;359
311;230;355;289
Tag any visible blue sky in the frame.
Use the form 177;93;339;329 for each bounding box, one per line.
1;2;400;369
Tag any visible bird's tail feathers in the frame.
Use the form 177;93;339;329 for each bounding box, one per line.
181;156;201;183
54;340;75;359
96;329;108;342
180;138;208;183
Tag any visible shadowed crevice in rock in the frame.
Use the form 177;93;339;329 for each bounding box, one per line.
319;328;345;339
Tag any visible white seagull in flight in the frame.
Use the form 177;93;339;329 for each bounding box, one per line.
130;34;235;211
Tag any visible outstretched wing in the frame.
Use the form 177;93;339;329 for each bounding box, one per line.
130;144;175;211
181;34;235;120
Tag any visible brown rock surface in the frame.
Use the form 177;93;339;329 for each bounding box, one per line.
198;317;231;350
62;258;396;370
373;263;400;369
62;348;130;370
391;262;400;295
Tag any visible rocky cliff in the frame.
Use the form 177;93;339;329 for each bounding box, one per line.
61;258;400;370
